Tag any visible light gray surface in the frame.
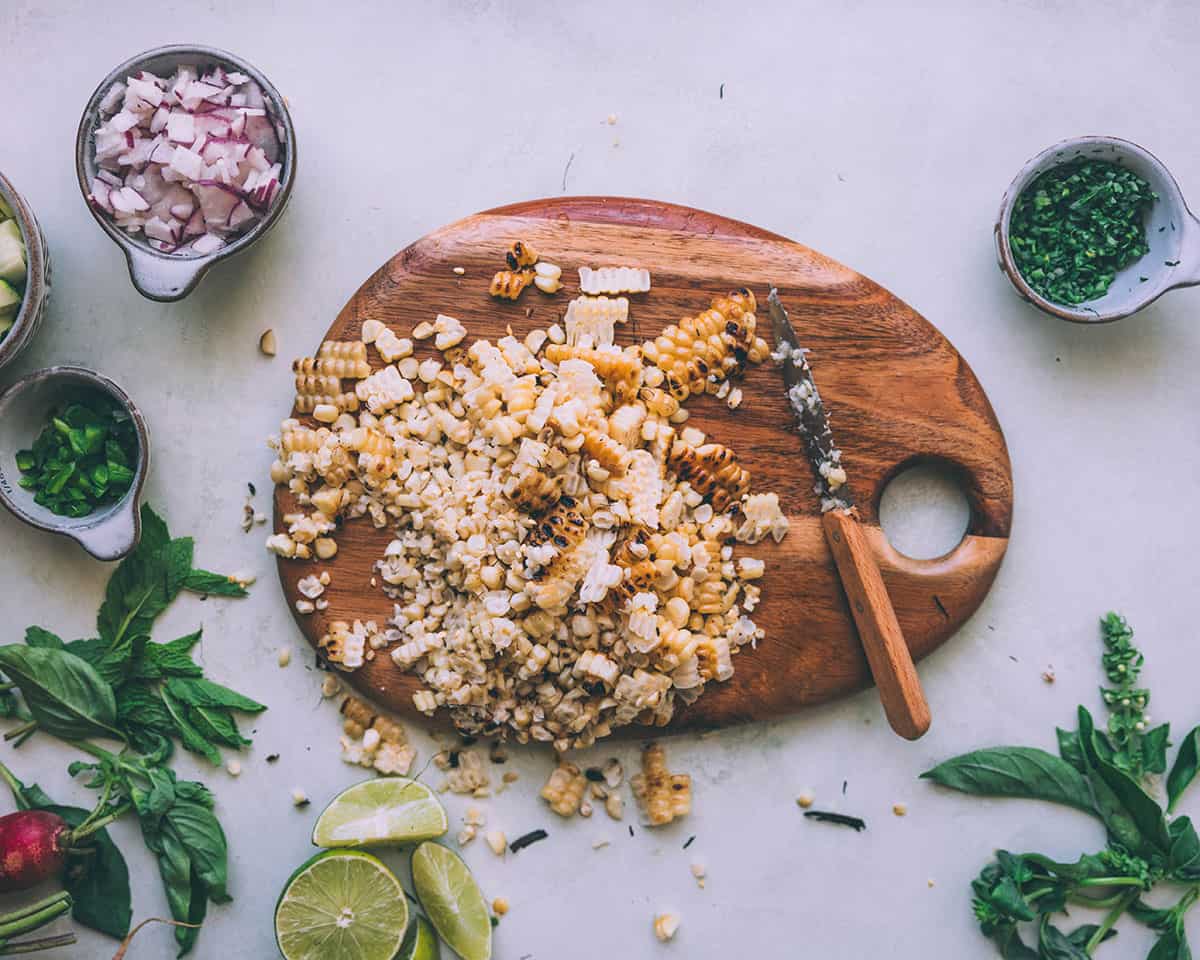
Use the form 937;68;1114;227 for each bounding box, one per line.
2;1;1200;957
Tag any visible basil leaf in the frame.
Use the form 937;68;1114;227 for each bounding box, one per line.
167;796;230;902
164;677;266;714
1056;728;1086;774
24;626;63;649
182;570;248;598
1168;727;1200;813
187;706;250;749
1065;924;1116;949
1079;706;1170;855
1039;920;1090;959
45;805;132;940
920;747;1096;814
1169;816;1200;879
177;865;209;956
160;686;221;765
0;645;120;741
1023;852;1110;882
1130;898;1177;932
1148;928;1192;960
1143;723;1171;775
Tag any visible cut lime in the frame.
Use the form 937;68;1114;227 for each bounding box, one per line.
275;849;409;960
412;842;491;960
397;914;441;960
312;778;448;849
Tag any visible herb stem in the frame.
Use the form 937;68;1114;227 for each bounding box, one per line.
1086;888;1138;954
70;802;132;842
0;933;78;955
0;894;71;929
2;722;36;743
1076;876;1149;889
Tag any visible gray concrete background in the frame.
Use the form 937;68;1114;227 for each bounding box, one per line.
2;0;1199;956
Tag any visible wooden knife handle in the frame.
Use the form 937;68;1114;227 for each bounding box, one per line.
821;510;931;740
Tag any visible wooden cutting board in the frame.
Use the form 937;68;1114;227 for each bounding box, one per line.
275;197;1012;732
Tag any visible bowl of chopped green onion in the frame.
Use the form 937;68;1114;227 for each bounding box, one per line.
0;366;148;560
996;136;1200;323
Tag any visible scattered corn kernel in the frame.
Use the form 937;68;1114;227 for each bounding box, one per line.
486;830;507;856
893;803;907;817
653;913;680;942
796;792;815;809
226;759;242;777
259;329;277;356
277;647;292;668
492;897;509;916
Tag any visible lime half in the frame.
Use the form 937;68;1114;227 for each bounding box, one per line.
275;849;409;960
412;842;491;960
397;914;441;960
313;778;448;848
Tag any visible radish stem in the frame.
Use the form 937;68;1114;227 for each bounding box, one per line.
70;803;132;842
0;894;71;940
112;918;200;960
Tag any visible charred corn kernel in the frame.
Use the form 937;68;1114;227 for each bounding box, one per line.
631;742;691;826
291;787;309;807
321;675;341;698
796;792;815;808
506;467;562;514
506;239;539;270
259;328;278;356
581;427;632;476
490;269;534;300
664;596;689;628
578;265;651;295
893;803;907;817
668;441;751;513
605;792;624;819
314;537;339;560
541;761;587;817
641;288;758;393
639;386;679;418
544;344;643;401
653;914;680;942
528;496;589;551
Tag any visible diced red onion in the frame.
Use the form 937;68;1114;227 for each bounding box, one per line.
91;61;284;255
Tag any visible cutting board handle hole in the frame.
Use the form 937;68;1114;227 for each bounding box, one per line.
878;462;971;561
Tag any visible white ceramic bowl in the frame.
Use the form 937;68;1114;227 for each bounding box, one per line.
0;172;51;373
995;136;1200;323
0;367;149;560
75;44;297;302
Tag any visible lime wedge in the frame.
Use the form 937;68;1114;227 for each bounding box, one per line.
312;778;448;848
412;842;491;960
274;849;409;960
397;914;441;960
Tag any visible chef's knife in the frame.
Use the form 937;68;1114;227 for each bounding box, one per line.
768;288;931;740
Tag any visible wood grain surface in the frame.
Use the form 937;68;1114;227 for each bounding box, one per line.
274;197;1013;732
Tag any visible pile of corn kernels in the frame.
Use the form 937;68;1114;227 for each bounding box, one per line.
268;259;789;751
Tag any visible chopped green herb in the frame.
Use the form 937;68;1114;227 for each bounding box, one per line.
15;391;138;518
1009;159;1156;305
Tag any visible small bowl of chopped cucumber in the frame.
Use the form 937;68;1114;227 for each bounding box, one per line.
0;172;50;372
995;136;1200;323
0;367;149;560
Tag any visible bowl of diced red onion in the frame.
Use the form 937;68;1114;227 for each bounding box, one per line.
75;45;295;302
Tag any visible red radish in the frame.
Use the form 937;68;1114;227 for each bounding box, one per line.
0;810;71;893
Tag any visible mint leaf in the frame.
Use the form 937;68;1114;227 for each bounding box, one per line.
164;678;265;714
187;706;249;749
160;686;221;765
164;538;194;601
182;570;247;599
132;631;204;681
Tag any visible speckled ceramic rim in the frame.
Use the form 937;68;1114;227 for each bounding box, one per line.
0;366;149;561
75;44;297;303
0;172;50;373
996;136;1200;324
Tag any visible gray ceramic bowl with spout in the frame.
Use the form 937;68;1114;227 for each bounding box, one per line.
0;367;149;560
75;44;297;302
0;172;51;373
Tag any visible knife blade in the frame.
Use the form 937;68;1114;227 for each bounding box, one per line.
767;288;852;513
768;286;931;740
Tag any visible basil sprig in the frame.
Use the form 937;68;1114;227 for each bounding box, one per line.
923;614;1200;958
